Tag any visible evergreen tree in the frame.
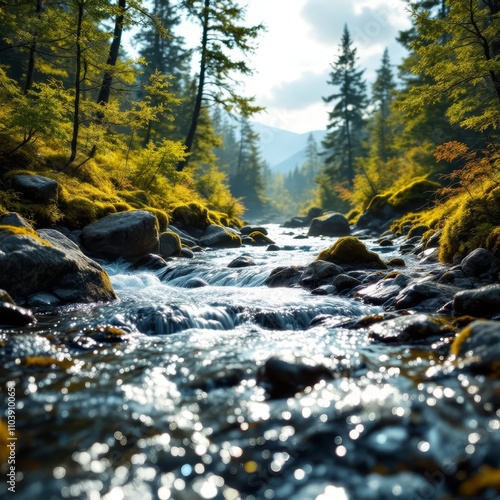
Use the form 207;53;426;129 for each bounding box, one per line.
399;0;500;132
177;0;264;171
322;24;368;188
229;119;265;216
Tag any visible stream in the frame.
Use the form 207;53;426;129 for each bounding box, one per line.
1;225;499;499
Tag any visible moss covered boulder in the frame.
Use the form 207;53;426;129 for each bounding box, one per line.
199;224;242;248
357;179;441;231
80;210;159;260
159;231;182;258
0;226;116;306
171;202;213;231
317;236;387;269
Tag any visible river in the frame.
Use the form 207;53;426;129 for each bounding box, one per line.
1;225;499;499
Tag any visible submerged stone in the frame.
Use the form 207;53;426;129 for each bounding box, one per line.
265;266;303;287
0;302;36;328
256;356;333;398
368;314;447;344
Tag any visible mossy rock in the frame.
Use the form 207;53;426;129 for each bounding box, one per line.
171;202;213;230
486;227;500;258
60;197;100;229
0;224;51;246
248;231;275;246
145;207;169;232
387;179;441;211
317;236;387;269
439;188;500;263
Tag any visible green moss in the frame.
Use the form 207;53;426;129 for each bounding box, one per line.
248;231;275;245
366;193;392;216
439;187;500;262
486;226;500;257
0;224;51;245
60;197;99;229
171;202;213;229
145;207;169;232
317;236;387;268
388;179;441;210
113;202;134;213
346;208;360;224
451;325;473;357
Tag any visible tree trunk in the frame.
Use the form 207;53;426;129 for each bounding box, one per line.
25;0;44;94
96;0;126;115
176;0;210;172
69;0;85;164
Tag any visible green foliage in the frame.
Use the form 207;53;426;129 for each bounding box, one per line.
399;1;500;132
322;25;368;186
317;236;387;268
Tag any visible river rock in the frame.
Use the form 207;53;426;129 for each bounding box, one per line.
394;281;458;311
199;224;242;248
300;260;343;288
0;212;32;229
355;274;411;306
317;237;387;270
0;302;36;328
308;212;350;237
0;226;116;306
168;225;199;247
228;255;256;268
453;284;500;318
248;231;275;246
13;174;59;203
131;254;169;271
332;274;362;292
368;314;445;344
257;356;333;398
451;320;500;365
460;248;500;279
265;266;303;288
81;210;159;260
241;225;268;235
159;231;182;258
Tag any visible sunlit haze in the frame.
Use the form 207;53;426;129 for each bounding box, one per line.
179;0;412;133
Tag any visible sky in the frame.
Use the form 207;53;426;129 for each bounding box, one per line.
212;0;413;134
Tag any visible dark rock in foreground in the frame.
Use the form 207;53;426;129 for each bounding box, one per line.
0;301;36;328
453;284;500;318
81;210;159;260
0;224;116;306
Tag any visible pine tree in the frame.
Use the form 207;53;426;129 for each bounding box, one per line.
399;0;500;132
229;119;265;216
322;24;368;187
177;0;264;171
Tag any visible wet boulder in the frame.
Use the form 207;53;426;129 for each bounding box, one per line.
317;236;387;270
0;226;116;306
368;314;447;344
199;224;242;248
355;274;411;306
228;255;256;268
81;210;159;260
453;284;500;318
451;320;500;363
394;281;458;311
257;356;333;398
131;254;169;271
308;212;350;237
265;266;303;288
13;174;59;204
241;225;268;236
300;260;343;288
247;231;275;246
159;231;182;258
460;248;500;280
332;274;362;293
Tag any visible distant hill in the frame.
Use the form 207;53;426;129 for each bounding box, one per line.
251;122;326;173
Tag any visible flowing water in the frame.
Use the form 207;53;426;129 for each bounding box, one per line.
1;226;499;499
